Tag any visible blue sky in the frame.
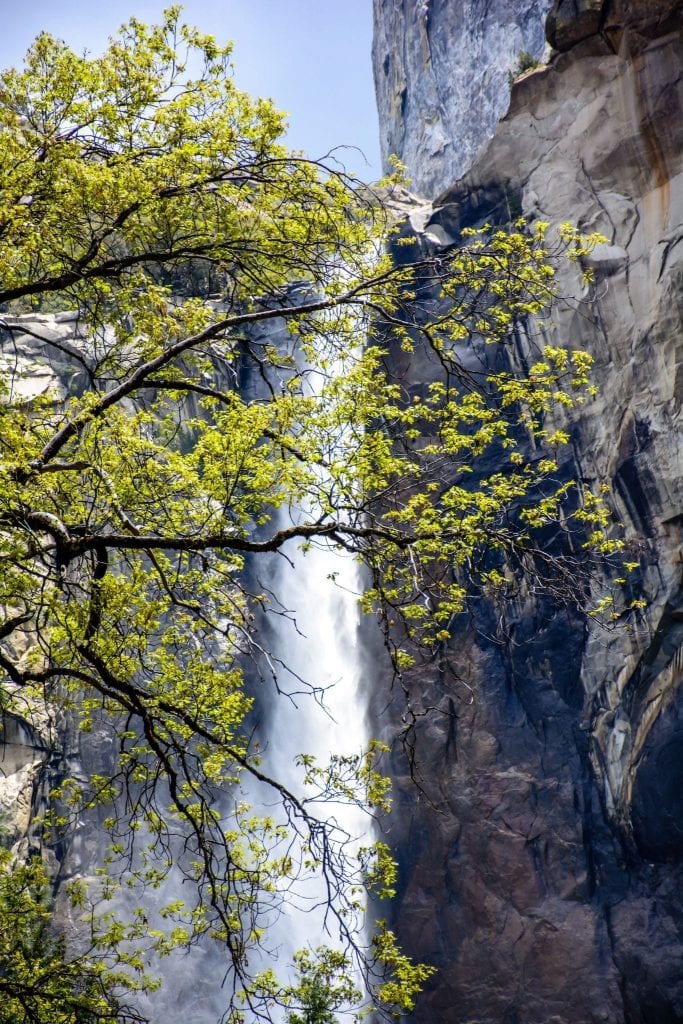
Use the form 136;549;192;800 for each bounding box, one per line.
0;0;382;181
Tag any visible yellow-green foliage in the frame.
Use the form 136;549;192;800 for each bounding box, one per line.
0;850;156;1022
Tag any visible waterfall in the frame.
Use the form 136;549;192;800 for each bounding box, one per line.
241;340;372;1008
253;518;368;968
130;330;371;1023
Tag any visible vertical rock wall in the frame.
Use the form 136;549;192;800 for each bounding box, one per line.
372;0;553;198
373;2;683;1022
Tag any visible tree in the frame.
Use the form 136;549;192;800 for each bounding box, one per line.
284;948;358;1024
0;9;627;1023
0;850;148;1023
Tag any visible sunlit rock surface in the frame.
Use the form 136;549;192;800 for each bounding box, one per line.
372;0;553;199
373;2;683;1022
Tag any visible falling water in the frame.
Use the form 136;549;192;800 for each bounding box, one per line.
252;517;369;967
132;329;370;1022
241;334;372;1005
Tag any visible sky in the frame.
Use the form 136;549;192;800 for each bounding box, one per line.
0;0;382;181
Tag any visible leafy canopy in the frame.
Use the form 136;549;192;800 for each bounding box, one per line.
0;9;625;1023
0;850;150;1024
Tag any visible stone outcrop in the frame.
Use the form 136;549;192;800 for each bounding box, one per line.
372;2;683;1022
372;0;553;199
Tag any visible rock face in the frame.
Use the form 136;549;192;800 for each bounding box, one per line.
372;3;683;1023
372;0;553;198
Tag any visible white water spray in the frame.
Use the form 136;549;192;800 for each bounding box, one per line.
242;335;373;1004
253;519;369;968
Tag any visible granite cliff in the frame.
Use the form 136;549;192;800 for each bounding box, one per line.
372;0;554;198
372;1;683;1022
